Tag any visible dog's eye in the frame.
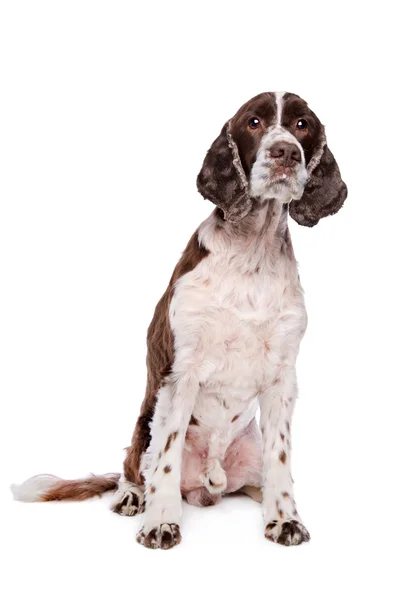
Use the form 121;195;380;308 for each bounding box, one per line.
248;117;260;129
296;119;308;130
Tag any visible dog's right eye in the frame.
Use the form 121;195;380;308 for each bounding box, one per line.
248;117;260;129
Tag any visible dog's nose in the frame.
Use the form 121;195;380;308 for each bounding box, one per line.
270;142;301;166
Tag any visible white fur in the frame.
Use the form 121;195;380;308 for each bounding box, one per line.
250;126;308;203
10;474;61;502
137;201;308;543
110;476;145;516
275;91;286;125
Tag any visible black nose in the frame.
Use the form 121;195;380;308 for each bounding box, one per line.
270;141;301;166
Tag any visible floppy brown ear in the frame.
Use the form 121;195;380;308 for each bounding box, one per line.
197;122;252;223
289;132;348;227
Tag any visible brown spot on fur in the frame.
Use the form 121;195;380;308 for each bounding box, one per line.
163;465;172;474
165;431;178;452
276;500;284;519
190;415;200;426
282;491;290;499
123;232;209;486
280;432;285;442
286;420;290;432
231;414;240;422
279;450;287;464
150;485;156;494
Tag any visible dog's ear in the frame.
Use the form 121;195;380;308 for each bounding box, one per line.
197;122;252;223
289;130;348;227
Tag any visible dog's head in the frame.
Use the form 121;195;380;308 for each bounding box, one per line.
197;92;347;226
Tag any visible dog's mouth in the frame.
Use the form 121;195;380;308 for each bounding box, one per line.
273;165;296;178
250;159;308;203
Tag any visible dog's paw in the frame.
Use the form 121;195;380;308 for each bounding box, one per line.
264;519;310;546
136;523;182;550
110;485;145;516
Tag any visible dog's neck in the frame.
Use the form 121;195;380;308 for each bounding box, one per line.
198;200;295;273
202;200;291;250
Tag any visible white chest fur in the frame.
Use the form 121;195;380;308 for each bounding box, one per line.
169;205;307;446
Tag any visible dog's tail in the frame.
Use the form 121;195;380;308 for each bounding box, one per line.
11;473;121;502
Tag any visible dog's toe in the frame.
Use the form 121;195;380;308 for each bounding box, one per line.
265;519;310;546
136;523;181;550
110;485;145;516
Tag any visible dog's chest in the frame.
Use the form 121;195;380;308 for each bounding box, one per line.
170;249;306;399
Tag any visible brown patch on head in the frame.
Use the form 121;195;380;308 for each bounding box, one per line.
279;450;287;464
281;93;323;166
163;465;172;474
197;93;276;223
231;414;240;423
229;93;277;176
281;93;348;227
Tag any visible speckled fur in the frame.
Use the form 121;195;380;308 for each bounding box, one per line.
11;92;347;551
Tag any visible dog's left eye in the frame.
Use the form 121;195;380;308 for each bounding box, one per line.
248;117;261;129
296;119;308;130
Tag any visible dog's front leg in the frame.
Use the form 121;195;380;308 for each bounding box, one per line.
136;372;198;550
259;367;310;546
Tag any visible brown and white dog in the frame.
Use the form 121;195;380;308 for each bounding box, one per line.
11;92;347;550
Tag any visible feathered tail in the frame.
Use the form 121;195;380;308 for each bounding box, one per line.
11;473;120;502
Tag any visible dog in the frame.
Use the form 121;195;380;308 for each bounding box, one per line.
11;92;347;550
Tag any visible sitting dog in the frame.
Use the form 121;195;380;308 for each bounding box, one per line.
11;92;347;550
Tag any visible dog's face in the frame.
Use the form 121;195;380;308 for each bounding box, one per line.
197;92;347;227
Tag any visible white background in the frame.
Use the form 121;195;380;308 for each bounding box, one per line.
1;1;399;598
